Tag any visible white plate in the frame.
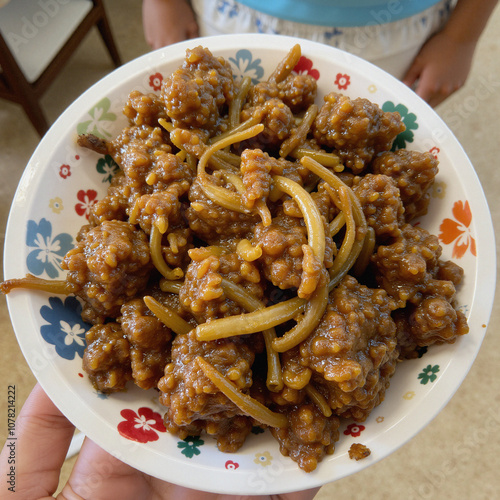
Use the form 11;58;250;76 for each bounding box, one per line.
4;35;496;495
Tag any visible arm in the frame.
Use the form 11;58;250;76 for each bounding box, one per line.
403;0;499;107
142;0;199;50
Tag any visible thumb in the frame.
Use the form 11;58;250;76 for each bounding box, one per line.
0;384;76;499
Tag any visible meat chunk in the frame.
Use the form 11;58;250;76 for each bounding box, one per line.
372;223;457;307
62;220;153;323
108;125;172;190
123;90;168;127
179;247;262;323
240;148;274;209
120;296;172;389
271;403;340;472
395;295;469;359
240;98;295;152
253;213;308;291
314;92;405;173
82;322;132;392
295;276;399;421
371;149;438;221
89;170;130;225
247;72;317;114
185;176;260;246
353;173;405;242
349;443;371;460
158;331;255;428
161;46;235;133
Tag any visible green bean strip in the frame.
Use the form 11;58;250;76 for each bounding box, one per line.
195;296;306;341
221;278;283;392
352;226;376;277
271;271;328;353
211;112;259;145
143;295;192;335
290;148;343;171
229;76;252;129
196;356;288;428
197;124;264;213
299;156;367;291
272;175;326;266
328;186;356;281
329;212;346;237
279;104;318;158
268;43;301;84
305;384;333;417
159;279;183;294
0;274;77;295
150;224;184;280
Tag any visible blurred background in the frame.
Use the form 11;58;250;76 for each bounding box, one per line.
1;1;499;498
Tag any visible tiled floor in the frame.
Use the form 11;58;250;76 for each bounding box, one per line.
1;1;499;498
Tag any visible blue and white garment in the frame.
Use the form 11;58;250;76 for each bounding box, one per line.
226;0;446;27
190;0;455;78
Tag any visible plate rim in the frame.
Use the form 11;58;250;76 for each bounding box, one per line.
4;34;497;494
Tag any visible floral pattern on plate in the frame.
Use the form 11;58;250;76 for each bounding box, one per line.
76;97;117;138
418;365;440;385
40;296;89;360
229;49;264;83
344;423;366;438
382;101;419;149
118;407;166;443
294;56;320;80
96;154;120;183
439;200;476;258
75;189;99;220
334;73;351;90
177;436;205;458
225;460;240;470
26;218;73;279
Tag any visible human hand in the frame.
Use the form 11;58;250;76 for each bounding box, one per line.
402;29;476;108
142;0;199;50
0;383;320;499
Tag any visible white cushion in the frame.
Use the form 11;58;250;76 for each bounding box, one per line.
0;0;93;83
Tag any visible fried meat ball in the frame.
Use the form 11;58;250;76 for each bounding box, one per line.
271;403;340;472
247;72;317;114
313;92;405;173
123;90;168;127
158;331;255;433
372;223;457;307
82;322;132;392
353;173;405;242
179;248;263;323
120;297;172;390
395;293;469;359
62;220;153;324
185;176;261;246
240;98;295;151
161;46;235;133
371;149;439;221
287;275;399;421
253;212;308;291
108;125;172;190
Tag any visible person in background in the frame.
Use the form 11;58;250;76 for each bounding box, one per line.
142;0;498;107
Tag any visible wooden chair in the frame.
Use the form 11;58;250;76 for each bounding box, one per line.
0;0;121;136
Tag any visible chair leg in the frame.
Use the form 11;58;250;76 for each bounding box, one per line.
20;94;49;136
95;11;122;67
